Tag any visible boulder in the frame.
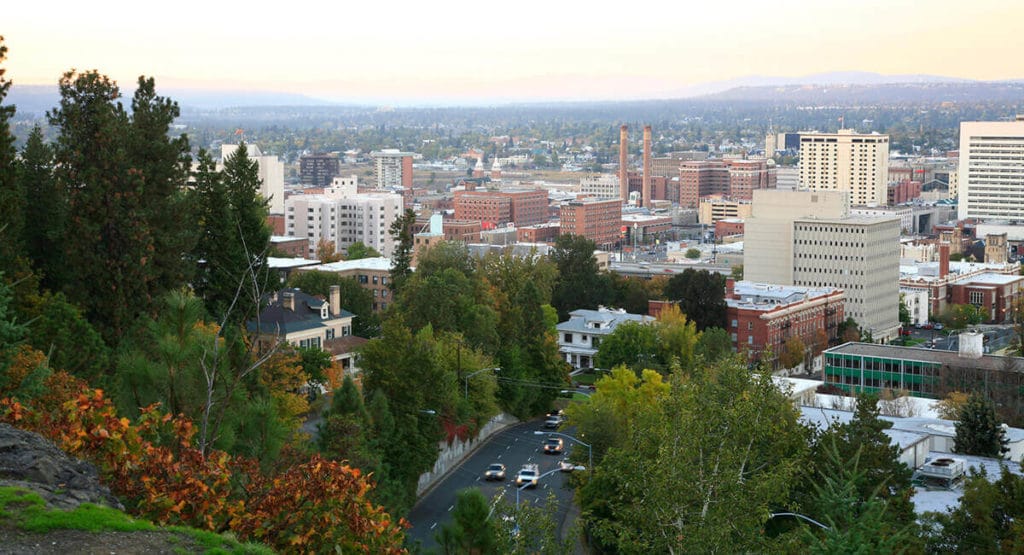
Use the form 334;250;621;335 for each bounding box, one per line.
0;423;123;511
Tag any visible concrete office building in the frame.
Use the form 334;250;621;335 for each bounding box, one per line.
957;118;1024;223
285;178;402;258
580;174;622;199
221;144;285;214
799;130;890;206
746;190;901;340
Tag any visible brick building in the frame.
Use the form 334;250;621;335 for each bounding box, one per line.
518;223;561;243
679;158;775;208
725;280;846;367
560;198;622;247
454;189;548;227
714;219;745;240
887;180;923;205
270;235;309;257
297;257;393;313
898;244;1023;323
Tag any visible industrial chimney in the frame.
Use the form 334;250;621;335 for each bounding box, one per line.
619;125;629;202
642;125;652;208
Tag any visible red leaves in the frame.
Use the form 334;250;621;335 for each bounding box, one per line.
1;384;407;553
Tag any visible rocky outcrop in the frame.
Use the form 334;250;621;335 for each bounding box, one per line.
0;424;123;511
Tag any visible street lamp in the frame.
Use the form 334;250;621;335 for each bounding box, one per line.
560;389;592;398
464;367;500;399
535;430;592;471
515;466;580;510
768;512;830;531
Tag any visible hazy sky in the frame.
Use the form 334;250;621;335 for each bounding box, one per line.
5;0;1023;103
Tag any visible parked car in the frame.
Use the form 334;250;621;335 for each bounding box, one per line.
543;436;564;455
899;328;912;336
484;463;506;481
515;464;539;488
923;323;934;330
934;323;944;330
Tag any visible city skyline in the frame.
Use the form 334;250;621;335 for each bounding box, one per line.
6;0;1024;104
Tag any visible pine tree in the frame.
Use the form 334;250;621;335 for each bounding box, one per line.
17;126;64;290
128;77;195;293
0;36;22;271
49;71;147;344
193;145;272;324
954;392;1009;458
388;208;416;293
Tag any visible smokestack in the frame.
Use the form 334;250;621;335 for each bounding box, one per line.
619;125;629;202
329;285;341;317
642;125;652;208
939;242;950;278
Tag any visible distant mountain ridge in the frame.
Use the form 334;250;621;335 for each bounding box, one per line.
7;71;1023;112
7;84;336;114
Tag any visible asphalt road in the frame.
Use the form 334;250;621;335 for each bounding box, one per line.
405;420;580;552
901;324;1015;353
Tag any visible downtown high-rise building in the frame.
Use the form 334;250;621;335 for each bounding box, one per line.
799;129;889;206
957;117;1024;223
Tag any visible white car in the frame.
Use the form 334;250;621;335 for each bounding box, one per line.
515;464;539;488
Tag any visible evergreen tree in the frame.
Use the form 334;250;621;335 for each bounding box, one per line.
388;208;416;293
805;394;916;528
49;71;143;344
128;77;196;293
193;145;272;324
0;37;22;272
954;392;1009;458
16;127;64;290
436;488;499;554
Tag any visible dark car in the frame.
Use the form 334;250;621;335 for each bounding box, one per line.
543;437;564;455
484;463;506;481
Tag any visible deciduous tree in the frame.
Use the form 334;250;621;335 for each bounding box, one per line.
663;268;727;331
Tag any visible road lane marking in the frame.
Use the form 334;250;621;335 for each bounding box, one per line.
430;523;437;530
448;505;454;512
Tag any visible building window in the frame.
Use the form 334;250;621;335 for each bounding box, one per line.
326;329;335;340
564;333;572;343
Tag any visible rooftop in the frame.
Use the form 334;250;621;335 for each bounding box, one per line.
825;342;1024;373
728;282;842;311
309;257;393;273
268;257;321;269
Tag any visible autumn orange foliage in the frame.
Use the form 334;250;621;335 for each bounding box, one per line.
0;371;407;553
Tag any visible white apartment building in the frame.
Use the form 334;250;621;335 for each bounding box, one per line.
957;118;1024;223
220;144;285;214
746;190;900;341
799;130;890;206
285;177;402;258
579;174;621;199
369;149;417;189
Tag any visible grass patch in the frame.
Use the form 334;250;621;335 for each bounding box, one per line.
573;373;597;386
0;487;271;554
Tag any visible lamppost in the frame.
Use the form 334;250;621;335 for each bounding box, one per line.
768;512;830;530
534;430;592;471
464;367;500;399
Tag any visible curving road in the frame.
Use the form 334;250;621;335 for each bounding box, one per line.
405;420;579;552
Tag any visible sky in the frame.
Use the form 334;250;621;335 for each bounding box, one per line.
5;0;1024;104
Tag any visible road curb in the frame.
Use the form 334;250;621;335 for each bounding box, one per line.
412;417;526;503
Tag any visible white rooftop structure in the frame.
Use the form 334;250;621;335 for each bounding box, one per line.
308;257;393;273
557;307;655;369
